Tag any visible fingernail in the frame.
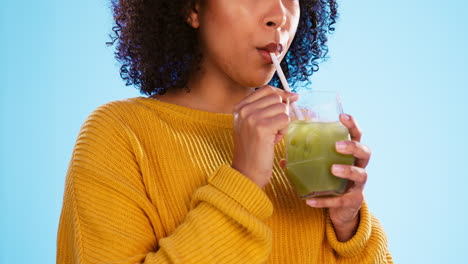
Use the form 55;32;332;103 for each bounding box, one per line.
290;93;299;100
332;165;344;174
343;114;350;120
336;141;347;151
307;199;317;206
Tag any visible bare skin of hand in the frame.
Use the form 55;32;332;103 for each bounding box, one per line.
279;113;371;242
231;85;299;189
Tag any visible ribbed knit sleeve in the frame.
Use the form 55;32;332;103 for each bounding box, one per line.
325;203;394;263
151;165;273;263
57;105;273;264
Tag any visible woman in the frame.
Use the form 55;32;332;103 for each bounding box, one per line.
57;0;392;263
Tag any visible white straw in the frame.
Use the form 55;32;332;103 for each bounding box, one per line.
270;52;304;120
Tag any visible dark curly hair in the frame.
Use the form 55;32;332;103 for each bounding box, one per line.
106;0;338;95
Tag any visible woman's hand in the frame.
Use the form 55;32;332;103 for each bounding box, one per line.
280;113;371;242
232;85;299;189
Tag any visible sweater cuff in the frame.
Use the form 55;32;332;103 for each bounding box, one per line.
206;164;273;220
325;202;372;258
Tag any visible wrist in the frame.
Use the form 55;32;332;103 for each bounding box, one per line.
231;161;270;189
332;213;360;242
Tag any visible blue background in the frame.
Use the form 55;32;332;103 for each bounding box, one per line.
1;0;466;263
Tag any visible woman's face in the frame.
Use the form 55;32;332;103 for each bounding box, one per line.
189;0;300;88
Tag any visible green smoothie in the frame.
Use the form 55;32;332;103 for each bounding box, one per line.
285;121;354;199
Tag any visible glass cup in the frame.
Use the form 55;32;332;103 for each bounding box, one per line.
285;91;354;199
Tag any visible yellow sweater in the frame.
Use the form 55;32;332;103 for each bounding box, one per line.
57;97;392;264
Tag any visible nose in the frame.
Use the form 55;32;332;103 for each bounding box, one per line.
263;0;287;30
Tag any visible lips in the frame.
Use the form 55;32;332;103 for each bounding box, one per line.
258;43;284;53
257;42;284;64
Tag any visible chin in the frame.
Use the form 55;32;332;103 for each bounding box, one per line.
240;70;276;88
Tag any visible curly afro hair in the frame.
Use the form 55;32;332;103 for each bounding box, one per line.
106;0;338;95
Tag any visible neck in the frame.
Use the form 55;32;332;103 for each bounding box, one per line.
153;62;257;114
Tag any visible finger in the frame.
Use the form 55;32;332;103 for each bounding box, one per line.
251;85;296;103
331;165;368;187
340;114;362;142
257;104;290;141
278;124;288;135
276;127;288;143
279;159;286;169
257;113;290;134
335;141;371;168
241;94;283;115
287;94;300;104
306;191;364;209
275;118;290;144
251;103;289;121
277;103;289;135
258;93;285;108
274;134;285;144
235;85;297;111
240;102;290;144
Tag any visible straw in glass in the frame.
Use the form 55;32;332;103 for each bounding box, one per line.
269;52;304;120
